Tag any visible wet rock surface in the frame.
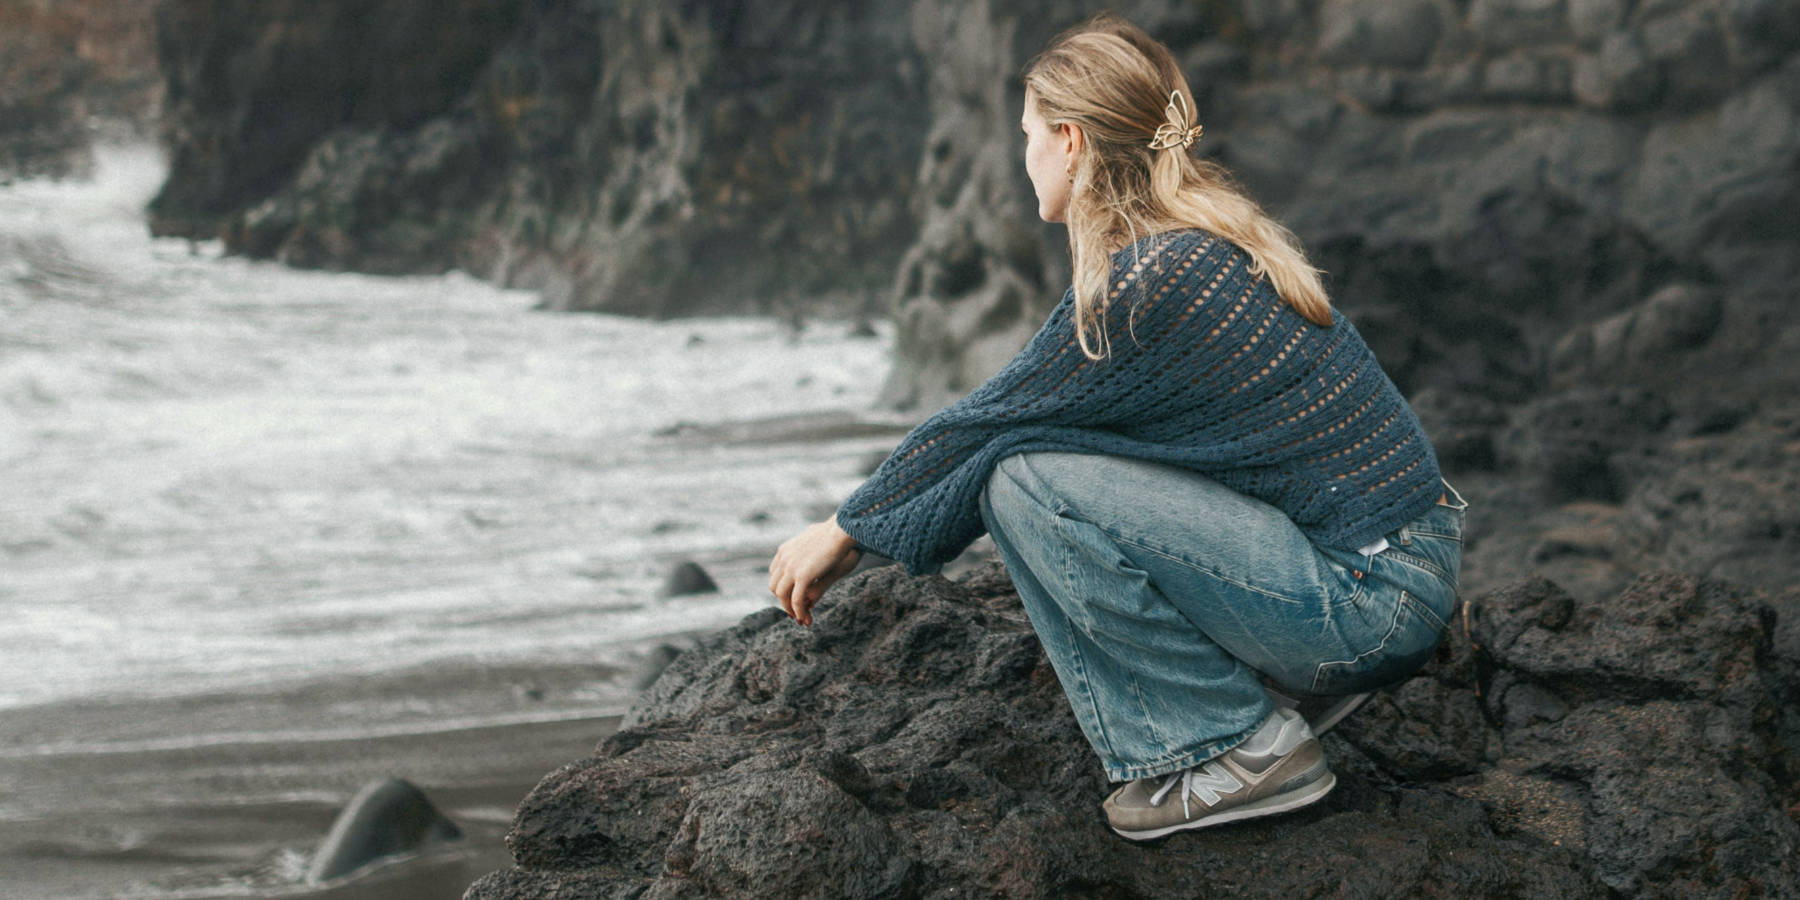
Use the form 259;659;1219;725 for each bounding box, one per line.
467;563;1800;898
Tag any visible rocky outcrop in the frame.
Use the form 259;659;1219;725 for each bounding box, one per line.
881;0;1800;404
148;0;525;245
148;0;929;317
884;1;1800;604
138;0;1800;362
466;563;1800;898
142;1;1800;602
0;0;161;178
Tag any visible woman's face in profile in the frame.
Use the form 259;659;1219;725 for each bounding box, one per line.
1021;89;1073;223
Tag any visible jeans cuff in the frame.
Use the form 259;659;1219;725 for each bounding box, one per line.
1103;720;1261;782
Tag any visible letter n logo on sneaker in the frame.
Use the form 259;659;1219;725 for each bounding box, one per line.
1187;766;1244;807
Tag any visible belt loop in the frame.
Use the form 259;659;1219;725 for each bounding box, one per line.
1398;524;1412;546
1438;478;1470;511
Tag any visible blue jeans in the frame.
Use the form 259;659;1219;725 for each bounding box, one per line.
978;452;1466;782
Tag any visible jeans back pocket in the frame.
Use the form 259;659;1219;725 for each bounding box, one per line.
1310;590;1447;694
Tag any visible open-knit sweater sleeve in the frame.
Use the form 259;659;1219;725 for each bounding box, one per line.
837;229;1442;575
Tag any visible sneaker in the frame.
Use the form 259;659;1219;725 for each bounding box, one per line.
1103;707;1335;840
1265;685;1371;736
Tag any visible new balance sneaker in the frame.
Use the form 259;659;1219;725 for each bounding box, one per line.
1265;684;1371;736
1103;707;1335;840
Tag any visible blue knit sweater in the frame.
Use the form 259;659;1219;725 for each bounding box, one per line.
838;229;1443;575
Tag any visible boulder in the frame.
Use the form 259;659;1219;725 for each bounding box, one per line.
308;778;462;883
1548;282;1723;387
466;564;1800;897
1468;0;1570;51
1468;574;1798;893
661;561;719;598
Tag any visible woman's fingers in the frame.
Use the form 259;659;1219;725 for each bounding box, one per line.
798;579;828;625
769;555;796;619
777;567;825;626
770;565;813;624
768;519;861;626
793;549;860;626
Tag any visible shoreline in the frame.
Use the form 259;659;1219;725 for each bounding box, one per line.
0;660;630;899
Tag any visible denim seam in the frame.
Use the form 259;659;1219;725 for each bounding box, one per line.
1051;507;1173;752
1060;610;1120;768
1311;590;1408;693
1401;590;1451;635
1127;672;1174;750
1048;512;1122;768
1407;529;1462;542
1382;549;1448;580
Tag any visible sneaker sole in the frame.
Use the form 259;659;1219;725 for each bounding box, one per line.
1108;772;1337;841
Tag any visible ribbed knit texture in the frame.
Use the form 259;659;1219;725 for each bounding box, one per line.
838;229;1443;575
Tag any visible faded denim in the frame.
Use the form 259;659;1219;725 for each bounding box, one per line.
979;452;1466;782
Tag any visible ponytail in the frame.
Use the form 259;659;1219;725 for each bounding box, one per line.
1025;16;1332;358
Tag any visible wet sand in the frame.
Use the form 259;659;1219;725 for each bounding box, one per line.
0;148;910;898
0;662;630;899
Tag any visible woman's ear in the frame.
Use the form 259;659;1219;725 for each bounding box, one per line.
1062;122;1085;165
1051;122;1080;157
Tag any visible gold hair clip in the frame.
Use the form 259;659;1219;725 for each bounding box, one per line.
1148;90;1203;151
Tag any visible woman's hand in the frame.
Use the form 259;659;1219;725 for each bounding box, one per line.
768;517;861;626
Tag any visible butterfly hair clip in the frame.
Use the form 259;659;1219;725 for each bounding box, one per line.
1147;90;1203;151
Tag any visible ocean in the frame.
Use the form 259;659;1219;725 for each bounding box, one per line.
0;144;906;898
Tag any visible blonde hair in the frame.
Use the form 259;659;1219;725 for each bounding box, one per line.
1024;14;1332;358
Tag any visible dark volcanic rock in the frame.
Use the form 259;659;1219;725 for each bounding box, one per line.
867;1;1800;607
0;0;161;178
1467;574;1800;894
149;0;522;239
660;561;719;598
146;0;1800;603
466;564;1799;898
149;0;928;318
307;777;462;883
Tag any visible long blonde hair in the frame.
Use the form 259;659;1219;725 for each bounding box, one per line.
1024;14;1331;358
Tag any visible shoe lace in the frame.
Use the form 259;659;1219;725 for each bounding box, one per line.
1148;767;1200;819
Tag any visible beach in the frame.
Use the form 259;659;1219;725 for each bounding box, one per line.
0;660;627;899
0;145;905;897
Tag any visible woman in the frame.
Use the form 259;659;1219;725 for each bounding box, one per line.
768;13;1464;840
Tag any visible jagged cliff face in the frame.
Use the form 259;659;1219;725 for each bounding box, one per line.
144;0;1800;595
864;0;1800;603
149;0;930;317
886;0;1800;407
150;0;521;238
142;1;1800;348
